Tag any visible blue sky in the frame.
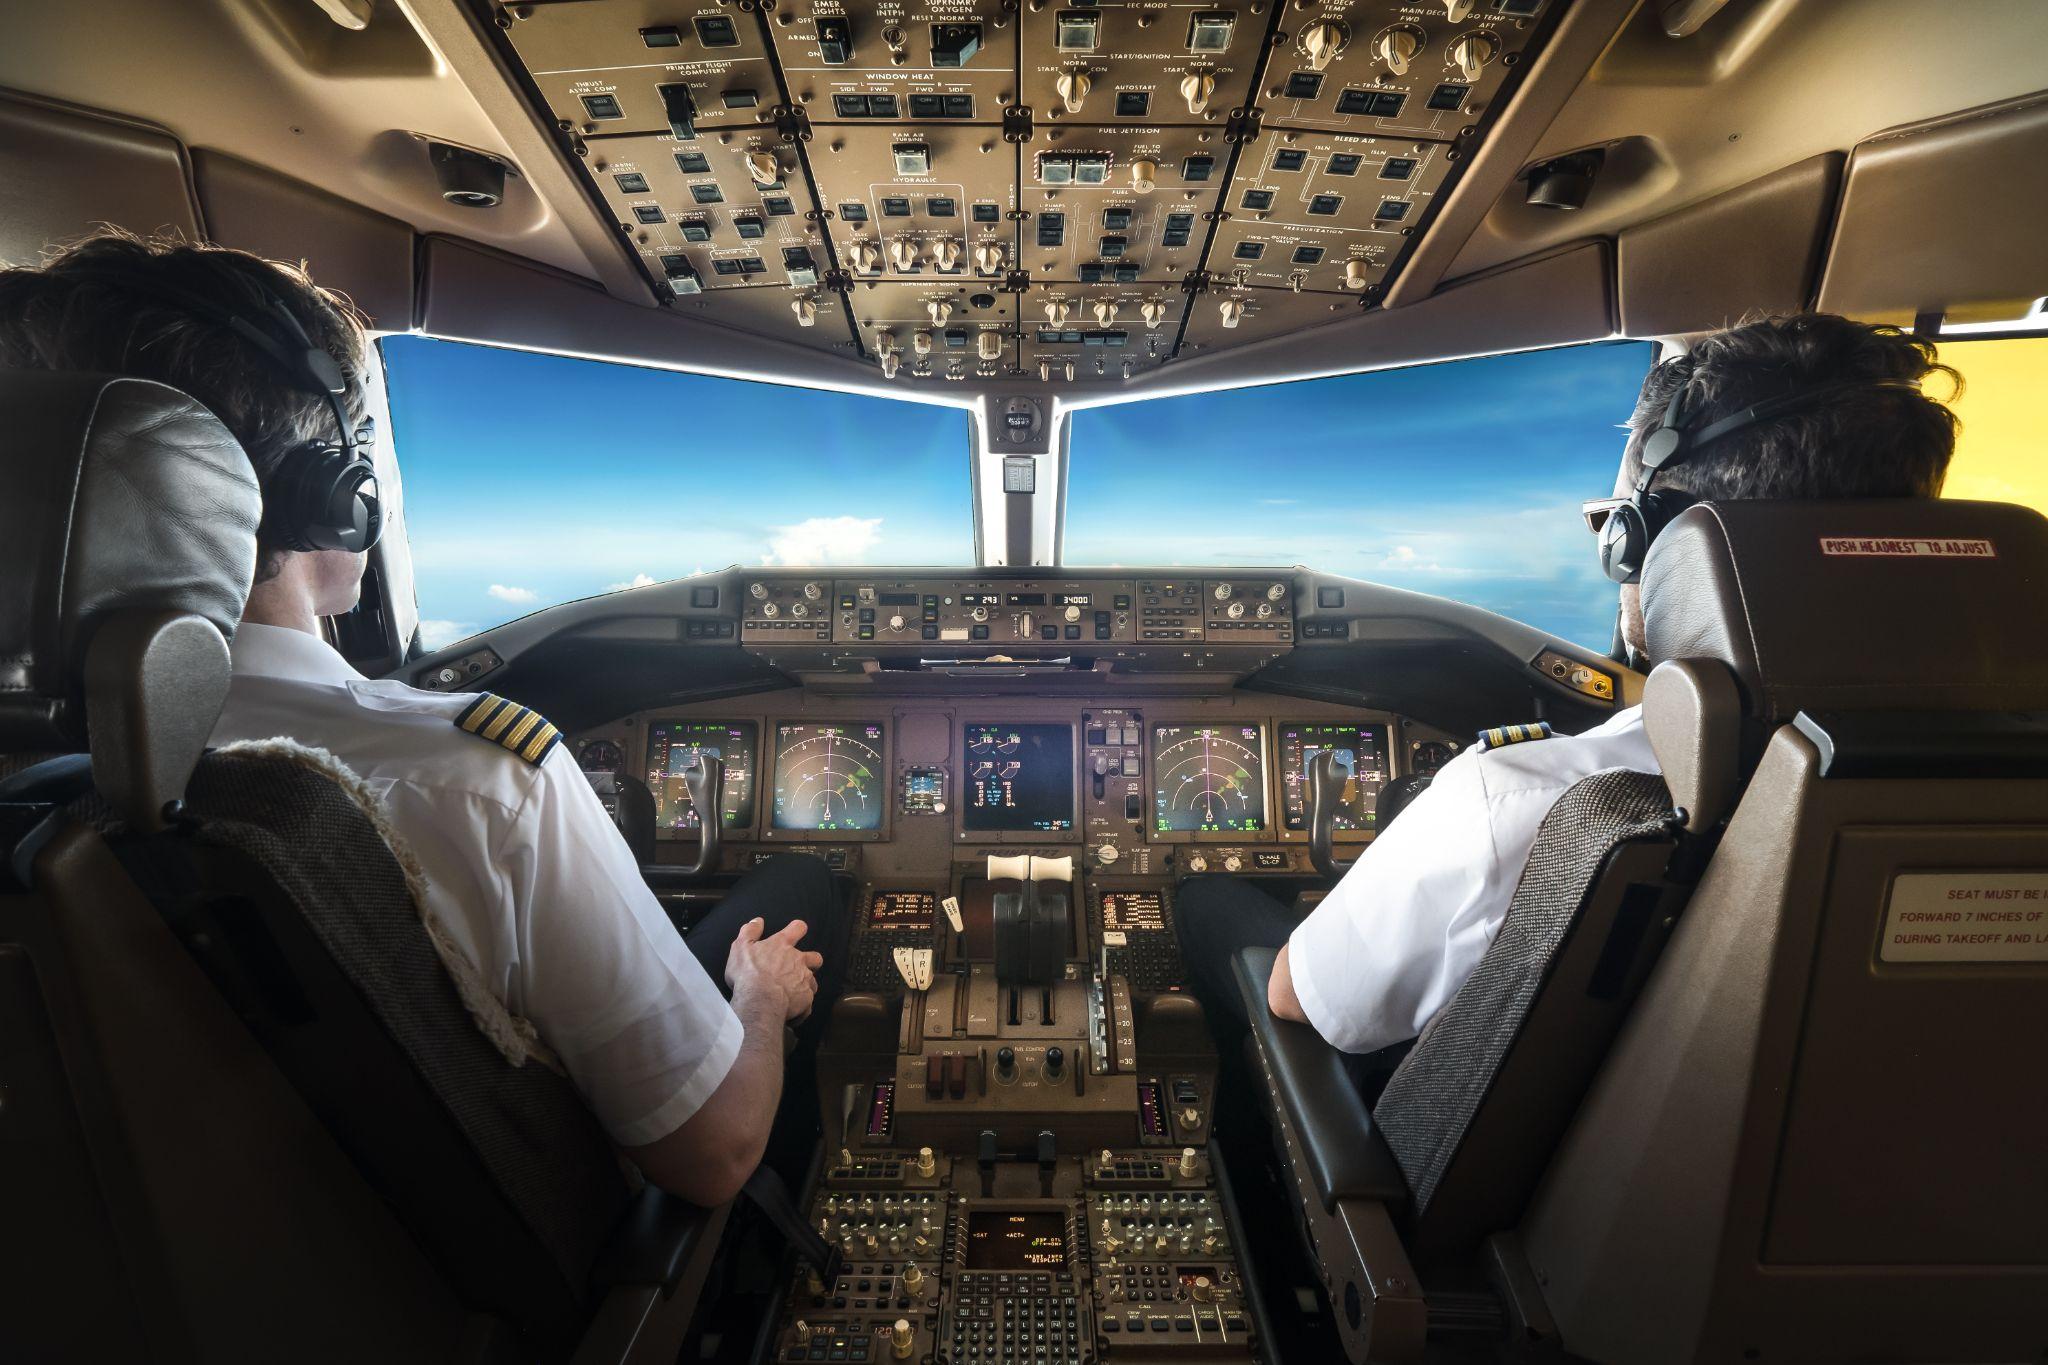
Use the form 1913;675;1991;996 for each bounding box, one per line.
382;336;1652;651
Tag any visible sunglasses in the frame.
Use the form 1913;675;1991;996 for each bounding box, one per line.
1580;497;1628;535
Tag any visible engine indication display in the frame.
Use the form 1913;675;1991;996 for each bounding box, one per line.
772;723;886;832
1278;722;1389;834
963;723;1075;832
1152;725;1267;834
646;722;758;834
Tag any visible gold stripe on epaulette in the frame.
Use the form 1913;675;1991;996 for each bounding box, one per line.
455;693;560;767
1477;720;1555;751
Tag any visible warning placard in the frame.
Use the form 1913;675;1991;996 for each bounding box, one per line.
1881;873;2048;962
1819;536;1996;558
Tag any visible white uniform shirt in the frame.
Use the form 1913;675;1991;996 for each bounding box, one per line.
1288;706;1658;1055
208;623;743;1147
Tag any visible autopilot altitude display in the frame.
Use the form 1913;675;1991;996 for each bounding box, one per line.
1152;724;1267;833
646;721;757;835
1278;722;1389;832
772;723;886;831
963;723;1075;832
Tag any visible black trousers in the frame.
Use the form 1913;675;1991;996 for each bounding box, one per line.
679;852;849;1053
1172;874;1306;1036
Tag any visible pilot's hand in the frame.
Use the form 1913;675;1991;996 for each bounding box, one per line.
727;917;824;1023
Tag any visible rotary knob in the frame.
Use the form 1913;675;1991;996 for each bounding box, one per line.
902;1263;926;1293
977;331;1003;361
803;582;823;600
1223;853;1243;872
761;602;779;618
1226;599;1245;619
915;1145;937;1177
1213;582;1235;600
790;295;818;327
1187;854;1209;873
931;240;962;274
879;350;902;378
745;150;782;186
1266;581;1287;600
791;601;809;619
1179;1146;1199;1176
970;604;990;622
1443;0;1473;19
1044;297;1073;327
1450;29;1499;81
927;296;955;326
875;329;898;355
1180;69;1217;116
888;239;922;272
1055;67;1092;112
1256;601;1274;619
1064;604;1082;622
1192;1276;1215;1303
973;242;1006;275
1344;257;1371;290
912;330;934;356
749;582;769;599
849;240;882;273
1093;299;1119;326
1374;24;1425;76
888;613;907;631
1140;297;1168;329
891;1319;914;1360
1019;612;1036;637
1219;298;1246;328
1130;158;1158;194
1096;842;1120;865
1300;19;1349;72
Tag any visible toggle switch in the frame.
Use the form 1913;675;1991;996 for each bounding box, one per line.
817;15;853;62
657;83;698;138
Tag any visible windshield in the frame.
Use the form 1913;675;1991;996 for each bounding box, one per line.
1065;341;1657;650
380;336;972;648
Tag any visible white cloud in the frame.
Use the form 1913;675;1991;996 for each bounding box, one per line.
607;572;658;592
761;515;884;566
1259;498;1299;506
417;619;474;649
487;584;538;604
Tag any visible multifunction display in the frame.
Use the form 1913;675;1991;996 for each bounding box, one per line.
964;1210;1068;1271
1152;725;1267;833
1277;722;1390;833
772;722;886;831
963;723;1075;832
646;721;758;835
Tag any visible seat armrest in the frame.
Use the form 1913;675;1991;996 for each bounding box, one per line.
1233;947;1409;1212
591;1185;719;1293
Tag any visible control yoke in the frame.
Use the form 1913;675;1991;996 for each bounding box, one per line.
681;753;724;877
1307;749;1359;881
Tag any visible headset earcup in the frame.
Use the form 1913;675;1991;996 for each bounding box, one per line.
262;443;381;554
1599;502;1649;585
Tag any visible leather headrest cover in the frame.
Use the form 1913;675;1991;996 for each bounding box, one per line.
1642;499;2048;720
0;371;260;750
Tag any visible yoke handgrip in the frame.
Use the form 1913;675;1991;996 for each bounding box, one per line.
1307;749;1359;882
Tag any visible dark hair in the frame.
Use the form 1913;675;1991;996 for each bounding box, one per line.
1622;313;1962;502
0;229;372;583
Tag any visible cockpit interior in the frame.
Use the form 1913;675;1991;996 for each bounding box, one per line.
3;1;2046;1362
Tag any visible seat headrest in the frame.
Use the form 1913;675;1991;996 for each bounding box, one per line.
0;370;260;825
1642;499;2048;722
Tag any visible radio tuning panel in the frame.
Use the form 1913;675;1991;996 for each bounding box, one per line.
479;0;1565;384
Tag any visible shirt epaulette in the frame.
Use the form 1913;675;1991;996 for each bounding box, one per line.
1476;721;1554;751
454;693;562;767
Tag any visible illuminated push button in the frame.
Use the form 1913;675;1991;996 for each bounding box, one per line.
1300;19;1348;72
1450;29;1499;81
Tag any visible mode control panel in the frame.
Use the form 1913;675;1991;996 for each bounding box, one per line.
1136;578;1294;641
828;578;1140;646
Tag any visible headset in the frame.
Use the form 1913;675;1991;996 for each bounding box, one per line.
1595;361;1921;585
99;266;383;554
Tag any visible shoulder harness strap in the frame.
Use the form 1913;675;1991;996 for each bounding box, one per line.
454;693;562;767
1476;720;1554;752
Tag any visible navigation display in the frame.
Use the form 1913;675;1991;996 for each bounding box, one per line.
964;1210;1068;1271
646;721;758;835
963;723;1074;832
772;723;886;831
1152;724;1267;833
1278;722;1389;833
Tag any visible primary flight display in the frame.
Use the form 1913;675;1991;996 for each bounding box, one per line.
772;722;886;831
1277;722;1389;833
646;720;758;834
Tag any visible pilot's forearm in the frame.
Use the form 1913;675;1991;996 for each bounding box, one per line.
1267;943;1310;1023
630;985;788;1205
716;983;792;1173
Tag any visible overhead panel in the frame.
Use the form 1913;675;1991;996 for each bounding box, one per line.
505;0;783;137
767;0;1018;126
1209;128;1449;294
472;0;1565;385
